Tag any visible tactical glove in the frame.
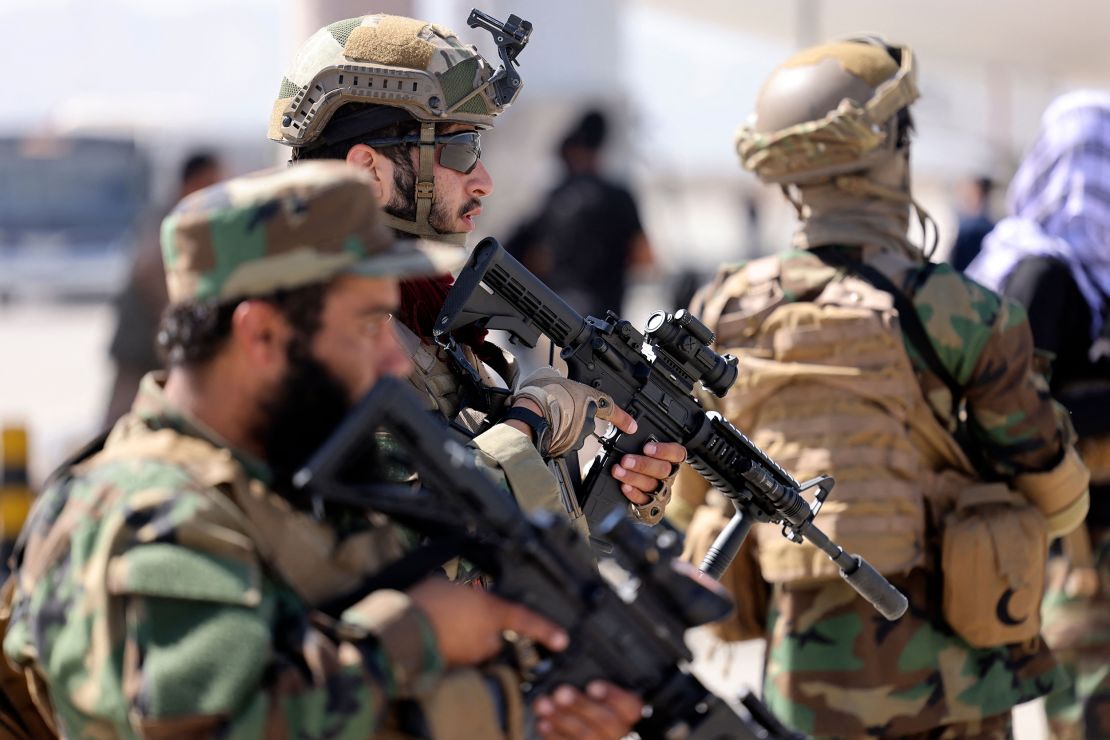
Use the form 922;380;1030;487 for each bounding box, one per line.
511;368;615;458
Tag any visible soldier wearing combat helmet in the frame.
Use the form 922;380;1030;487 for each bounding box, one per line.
268;13;685;531
676;38;1090;738
2;162;628;738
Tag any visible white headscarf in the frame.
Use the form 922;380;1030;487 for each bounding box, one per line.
967;90;1110;338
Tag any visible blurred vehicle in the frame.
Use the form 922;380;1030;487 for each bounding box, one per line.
0;135;150;301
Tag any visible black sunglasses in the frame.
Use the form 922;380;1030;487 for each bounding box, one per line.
361;131;483;174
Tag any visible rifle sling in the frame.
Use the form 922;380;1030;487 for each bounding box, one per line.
814;248;964;414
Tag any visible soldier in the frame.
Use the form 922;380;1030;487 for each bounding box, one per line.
967;90;1110;740
677;38;1090;738
1;163;642;739
267;13;684;527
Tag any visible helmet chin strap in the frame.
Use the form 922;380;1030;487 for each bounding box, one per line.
380;122;468;247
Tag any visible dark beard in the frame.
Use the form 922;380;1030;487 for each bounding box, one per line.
384;152;479;234
255;339;353;504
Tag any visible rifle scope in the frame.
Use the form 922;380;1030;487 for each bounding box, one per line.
644;310;738;397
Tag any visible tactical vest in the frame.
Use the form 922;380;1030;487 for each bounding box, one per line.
697;251;972;583
2;416;523;739
396;322;518;435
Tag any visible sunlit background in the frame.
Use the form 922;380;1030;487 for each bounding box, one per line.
1;2;1106;732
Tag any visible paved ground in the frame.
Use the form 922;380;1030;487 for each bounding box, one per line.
0;301;1047;739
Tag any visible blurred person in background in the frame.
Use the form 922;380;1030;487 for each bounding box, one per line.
967;90;1110;740
506;109;655;318
268;13;683;533
0;162;629;740
103;151;224;426
676;37;1089;738
948;175;996;272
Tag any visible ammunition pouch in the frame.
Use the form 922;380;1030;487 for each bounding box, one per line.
939;482;1047;648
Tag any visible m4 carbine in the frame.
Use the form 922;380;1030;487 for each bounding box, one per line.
294;377;803;740
434;238;907;621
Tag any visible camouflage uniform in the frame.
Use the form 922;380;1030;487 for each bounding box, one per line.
691;248;1075;737
1041;529;1110;739
3;374;449;738
267;13;669;527
1;163;523;738
679;39;1090;738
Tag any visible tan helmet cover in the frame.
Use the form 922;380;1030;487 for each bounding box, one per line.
269;15;510;148
270;14;523;246
736;38;919;185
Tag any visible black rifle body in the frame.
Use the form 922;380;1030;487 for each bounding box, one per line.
435;239;907;621
296;378;801;740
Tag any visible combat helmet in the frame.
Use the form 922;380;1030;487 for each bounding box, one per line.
268;11;531;244
736;37;936;254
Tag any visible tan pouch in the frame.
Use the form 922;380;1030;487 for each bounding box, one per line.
378;666;524;740
941;482;1047;648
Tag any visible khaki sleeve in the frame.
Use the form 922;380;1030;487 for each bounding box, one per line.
471;424;564;518
401;665;524;740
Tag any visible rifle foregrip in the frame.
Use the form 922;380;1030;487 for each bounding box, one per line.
700;511;752;580
840;555;909;620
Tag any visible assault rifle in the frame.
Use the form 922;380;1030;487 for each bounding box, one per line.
293;378;803;740
434;238;908;621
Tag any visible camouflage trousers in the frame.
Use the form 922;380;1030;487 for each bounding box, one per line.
763;569;1063;738
836;712;1012;740
1040;527;1110;740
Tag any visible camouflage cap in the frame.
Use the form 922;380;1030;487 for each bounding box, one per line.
160;161;462;305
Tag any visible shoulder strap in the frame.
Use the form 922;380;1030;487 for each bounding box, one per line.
814;248;963;414
815;248;1001;480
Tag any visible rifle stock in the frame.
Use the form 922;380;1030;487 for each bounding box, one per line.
435;238;907;621
295;378;803;740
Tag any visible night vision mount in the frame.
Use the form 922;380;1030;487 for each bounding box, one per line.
468;8;533;107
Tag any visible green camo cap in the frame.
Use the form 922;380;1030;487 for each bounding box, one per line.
160;161;462;304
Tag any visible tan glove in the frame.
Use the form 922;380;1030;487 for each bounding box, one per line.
512;368;615;458
630;473;674;524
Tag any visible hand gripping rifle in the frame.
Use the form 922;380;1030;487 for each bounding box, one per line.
433;238;908;621
293;377;804;740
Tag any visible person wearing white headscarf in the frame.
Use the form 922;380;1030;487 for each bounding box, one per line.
969;90;1110;740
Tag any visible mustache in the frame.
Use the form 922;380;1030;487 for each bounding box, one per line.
458;198;481;218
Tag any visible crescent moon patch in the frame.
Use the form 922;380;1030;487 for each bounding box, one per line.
995;587;1028;626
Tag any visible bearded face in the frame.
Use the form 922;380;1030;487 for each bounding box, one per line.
254;332;354;500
